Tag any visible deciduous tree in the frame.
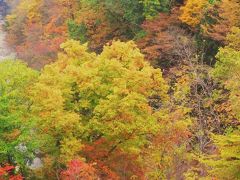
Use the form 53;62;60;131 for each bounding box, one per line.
201;0;240;43
29;40;190;178
0;60;38;171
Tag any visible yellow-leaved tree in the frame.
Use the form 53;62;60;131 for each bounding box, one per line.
179;0;210;28
29;40;190;179
202;27;240;180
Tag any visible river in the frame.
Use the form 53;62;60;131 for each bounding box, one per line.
0;15;15;61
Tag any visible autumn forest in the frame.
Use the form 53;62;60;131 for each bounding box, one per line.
0;0;239;179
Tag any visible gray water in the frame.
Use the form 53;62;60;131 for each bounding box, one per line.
0;15;15;61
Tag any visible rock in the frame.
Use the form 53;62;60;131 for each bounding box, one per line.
28;158;43;170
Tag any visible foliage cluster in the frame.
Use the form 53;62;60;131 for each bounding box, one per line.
1;0;240;179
